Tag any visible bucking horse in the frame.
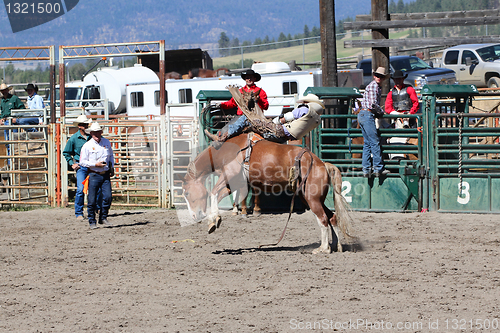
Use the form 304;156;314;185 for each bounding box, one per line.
182;133;357;254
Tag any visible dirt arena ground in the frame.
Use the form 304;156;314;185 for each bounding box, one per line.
0;207;499;332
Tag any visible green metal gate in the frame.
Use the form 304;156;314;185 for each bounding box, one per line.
421;85;500;213
307;86;423;212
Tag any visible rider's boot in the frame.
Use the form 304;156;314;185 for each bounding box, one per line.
205;126;230;149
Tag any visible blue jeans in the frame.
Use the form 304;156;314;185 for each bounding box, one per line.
87;172;112;224
75;166;102;217
358;109;384;174
16;117;39;132
227;115;249;136
3;118;39;155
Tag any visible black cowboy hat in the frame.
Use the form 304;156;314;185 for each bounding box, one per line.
24;83;39;92
241;69;261;82
392;70;408;79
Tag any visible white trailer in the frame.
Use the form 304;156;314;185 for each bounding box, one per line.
57;64;159;115
126;64;322;119
126;62;364;119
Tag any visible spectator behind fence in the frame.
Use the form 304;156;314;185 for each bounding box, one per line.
1;83;25;157
25;83;45;126
0;83;39;133
79;122;114;230
384;70;419;129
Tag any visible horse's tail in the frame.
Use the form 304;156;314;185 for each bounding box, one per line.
325;162;357;242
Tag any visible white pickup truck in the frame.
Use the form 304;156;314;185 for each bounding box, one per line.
440;43;500;88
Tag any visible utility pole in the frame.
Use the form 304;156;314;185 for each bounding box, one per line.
320;0;338;87
372;0;390;94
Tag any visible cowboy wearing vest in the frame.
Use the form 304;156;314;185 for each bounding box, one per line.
206;94;324;145
385;70;419;128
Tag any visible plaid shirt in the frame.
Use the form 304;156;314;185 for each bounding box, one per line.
361;79;381;110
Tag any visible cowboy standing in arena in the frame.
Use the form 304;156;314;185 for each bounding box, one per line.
79;122;114;230
63;114;101;220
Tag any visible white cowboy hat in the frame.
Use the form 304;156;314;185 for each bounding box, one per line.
297;94;325;109
85;122;103;133
73;114;92;126
0;83;12;91
373;67;388;78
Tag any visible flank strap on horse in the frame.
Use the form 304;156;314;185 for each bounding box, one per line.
259;148;314;248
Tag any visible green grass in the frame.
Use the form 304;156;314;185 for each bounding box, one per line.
213;29;411;69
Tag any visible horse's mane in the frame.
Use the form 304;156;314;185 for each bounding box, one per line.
186;161;198;179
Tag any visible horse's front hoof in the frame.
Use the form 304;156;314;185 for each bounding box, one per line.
312;246;331;254
232;211;239;216
208;223;217;234
240;214;248;219
337;243;343;253
253;210;262;217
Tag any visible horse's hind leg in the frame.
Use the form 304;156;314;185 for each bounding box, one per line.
252;191;261;217
232;191;239;216
327;208;343;253
311;212;331;254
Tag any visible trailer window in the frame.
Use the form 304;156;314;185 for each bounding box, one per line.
130;92;144;107
179;89;192;103
154;90;168;106
282;81;298;95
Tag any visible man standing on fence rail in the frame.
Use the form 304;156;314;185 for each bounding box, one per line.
63;115;94;220
358;67;390;178
79;122;114;230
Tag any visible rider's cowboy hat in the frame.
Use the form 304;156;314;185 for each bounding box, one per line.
373;67;388;78
0;83;12;92
391;70;408;80
241;69;261;82
73;114;92;126
297;94;325;114
24;83;39;92
85;122;103;134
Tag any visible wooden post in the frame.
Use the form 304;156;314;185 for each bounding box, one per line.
320;0;338;87
372;0;390;94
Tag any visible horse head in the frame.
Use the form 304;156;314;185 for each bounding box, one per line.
182;162;209;222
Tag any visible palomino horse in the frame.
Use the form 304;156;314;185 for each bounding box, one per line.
182;133;356;254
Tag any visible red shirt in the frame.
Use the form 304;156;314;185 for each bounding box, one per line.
385;84;419;114
220;84;269;115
